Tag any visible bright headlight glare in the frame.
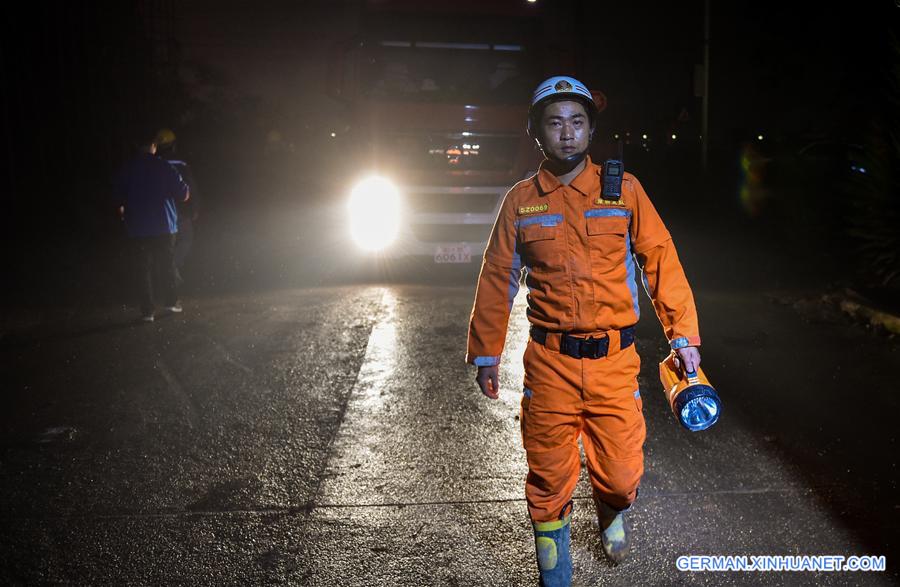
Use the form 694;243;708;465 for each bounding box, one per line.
348;176;402;251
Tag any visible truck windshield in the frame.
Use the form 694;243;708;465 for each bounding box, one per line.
359;43;536;105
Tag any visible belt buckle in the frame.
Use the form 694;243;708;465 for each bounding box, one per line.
579;335;608;359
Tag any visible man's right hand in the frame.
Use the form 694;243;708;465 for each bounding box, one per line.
476;365;500;400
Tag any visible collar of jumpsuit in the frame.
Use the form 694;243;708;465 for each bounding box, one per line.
534;155;601;197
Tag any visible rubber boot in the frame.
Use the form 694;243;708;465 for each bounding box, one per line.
595;497;630;564
532;502;573;587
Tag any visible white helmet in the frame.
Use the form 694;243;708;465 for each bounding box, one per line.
527;75;598;138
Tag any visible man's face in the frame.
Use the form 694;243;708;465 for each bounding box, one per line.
538;100;590;161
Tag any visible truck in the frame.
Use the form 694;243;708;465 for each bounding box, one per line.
332;0;552;265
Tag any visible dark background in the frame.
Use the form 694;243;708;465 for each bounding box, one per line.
1;0;898;307
1;4;898;583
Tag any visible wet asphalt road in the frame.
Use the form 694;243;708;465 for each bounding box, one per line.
2;198;899;585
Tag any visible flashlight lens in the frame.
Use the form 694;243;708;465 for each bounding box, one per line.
680;396;720;431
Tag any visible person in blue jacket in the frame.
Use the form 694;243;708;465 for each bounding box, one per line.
153;128;199;284
114;131;190;322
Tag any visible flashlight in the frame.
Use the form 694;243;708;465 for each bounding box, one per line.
659;353;721;431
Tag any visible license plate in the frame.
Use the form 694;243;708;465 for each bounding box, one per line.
434;244;472;264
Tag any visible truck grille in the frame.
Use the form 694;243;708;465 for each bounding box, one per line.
406;191;499;214
410;223;492;243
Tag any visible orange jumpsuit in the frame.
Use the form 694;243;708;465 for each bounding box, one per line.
466;156;701;523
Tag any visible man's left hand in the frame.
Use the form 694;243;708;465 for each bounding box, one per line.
675;346;701;374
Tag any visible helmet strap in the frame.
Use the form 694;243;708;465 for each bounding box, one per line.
537;124;593;175
544;147;588;176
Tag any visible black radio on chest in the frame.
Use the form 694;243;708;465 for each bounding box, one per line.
602;159;623;201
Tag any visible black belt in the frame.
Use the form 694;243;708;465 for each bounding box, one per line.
530;325;635;359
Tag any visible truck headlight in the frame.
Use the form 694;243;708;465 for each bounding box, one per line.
348;176;402;251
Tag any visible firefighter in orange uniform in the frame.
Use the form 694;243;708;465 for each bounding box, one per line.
466;76;702;585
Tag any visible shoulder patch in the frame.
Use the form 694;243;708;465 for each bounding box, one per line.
518;203;550;216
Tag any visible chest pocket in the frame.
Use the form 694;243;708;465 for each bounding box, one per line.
586;215;629;268
518;214;562;272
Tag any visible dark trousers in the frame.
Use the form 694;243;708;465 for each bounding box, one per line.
174;216;194;270
134;234;177;314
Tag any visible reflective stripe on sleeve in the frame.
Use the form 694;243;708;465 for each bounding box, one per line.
625;232;640;319
508;251;522;311
670;337;690;350
473;356;500;367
